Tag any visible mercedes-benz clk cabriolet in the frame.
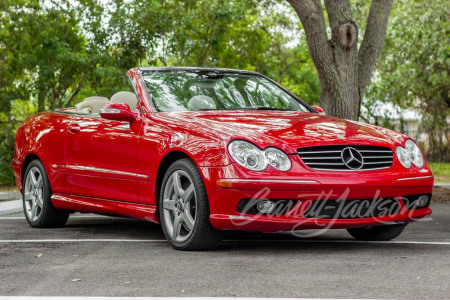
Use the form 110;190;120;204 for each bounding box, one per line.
13;67;433;250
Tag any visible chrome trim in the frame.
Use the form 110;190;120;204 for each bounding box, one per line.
311;166;391;171
298;150;393;154
298;146;394;171
359;150;393;153
302;157;342;160
397;176;434;181
52;164;148;179
303;162;345;166
297;150;342;154
341;147;364;170
363;161;393;165
302;156;393;160
221;179;318;184
99;108;121;114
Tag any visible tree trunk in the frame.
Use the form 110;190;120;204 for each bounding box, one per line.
38;90;45;112
287;0;393;120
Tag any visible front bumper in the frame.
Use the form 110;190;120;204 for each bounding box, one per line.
200;162;433;233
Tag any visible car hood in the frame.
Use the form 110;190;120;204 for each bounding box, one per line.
158;111;406;154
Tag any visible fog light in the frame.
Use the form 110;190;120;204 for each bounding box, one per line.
416;195;429;207
256;200;276;214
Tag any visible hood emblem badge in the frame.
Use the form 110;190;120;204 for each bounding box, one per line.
341;147;364;169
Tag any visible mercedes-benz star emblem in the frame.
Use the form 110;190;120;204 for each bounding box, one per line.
341;147;364;169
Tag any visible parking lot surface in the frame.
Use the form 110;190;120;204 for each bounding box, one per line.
1;203;449;299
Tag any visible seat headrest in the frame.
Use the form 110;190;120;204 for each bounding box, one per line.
75;98;109;114
110;91;138;111
83;96;109;102
187;95;216;111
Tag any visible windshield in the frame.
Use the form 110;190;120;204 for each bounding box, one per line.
142;70;311;112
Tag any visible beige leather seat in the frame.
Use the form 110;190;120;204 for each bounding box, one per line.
76;96;109;114
187;95;216;111
110;91;138;110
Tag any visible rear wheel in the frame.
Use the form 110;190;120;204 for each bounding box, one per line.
347;224;406;241
159;158;222;250
23;159;69;228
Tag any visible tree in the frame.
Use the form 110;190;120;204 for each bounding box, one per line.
367;0;449;161
76;0;320;101
286;0;393;120
0;0;321;185
2;0;91;111
0;0;91;184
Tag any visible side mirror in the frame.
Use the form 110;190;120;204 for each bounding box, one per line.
99;103;137;123
312;105;325;115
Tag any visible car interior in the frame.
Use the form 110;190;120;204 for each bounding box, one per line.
70;91;138;114
187;95;217;111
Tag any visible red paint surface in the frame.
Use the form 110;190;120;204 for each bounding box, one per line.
13;68;433;232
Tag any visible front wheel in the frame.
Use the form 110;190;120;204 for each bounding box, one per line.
159;158;222;250
23;159;69;228
347;224;406;241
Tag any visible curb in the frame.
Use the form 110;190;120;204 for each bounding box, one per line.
0;191;21;201
0;199;22;216
434;184;450;189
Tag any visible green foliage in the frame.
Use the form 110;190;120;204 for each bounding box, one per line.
0;0;447;185
1;0;319;185
0;120;16;185
367;0;449;161
428;162;450;183
428;163;450;177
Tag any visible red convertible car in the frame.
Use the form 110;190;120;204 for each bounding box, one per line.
13;67;433;250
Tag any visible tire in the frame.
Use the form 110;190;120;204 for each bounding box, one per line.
347;224;406;241
22;159;69;228
159;158;222;250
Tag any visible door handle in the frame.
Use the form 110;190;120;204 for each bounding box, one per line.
68;124;81;133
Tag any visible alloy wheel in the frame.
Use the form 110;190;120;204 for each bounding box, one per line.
24;167;44;222
162;170;197;242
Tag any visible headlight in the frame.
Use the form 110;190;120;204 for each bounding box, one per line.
396;139;424;169
227;140;291;171
396;146;412;168
404;139;424;168
264;147;291;171
228;140;267;171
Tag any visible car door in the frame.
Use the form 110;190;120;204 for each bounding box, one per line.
64;113;142;203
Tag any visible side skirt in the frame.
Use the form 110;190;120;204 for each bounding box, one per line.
51;193;158;223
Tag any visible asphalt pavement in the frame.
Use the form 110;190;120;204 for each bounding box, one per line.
0;204;449;299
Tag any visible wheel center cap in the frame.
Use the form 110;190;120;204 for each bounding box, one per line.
175;198;184;213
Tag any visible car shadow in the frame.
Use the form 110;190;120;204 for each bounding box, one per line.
61;214;431;253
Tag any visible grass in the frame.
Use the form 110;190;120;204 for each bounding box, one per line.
0;185;18;193
428;162;450;184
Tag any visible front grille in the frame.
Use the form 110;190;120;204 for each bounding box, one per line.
297;145;394;171
303;198;401;219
